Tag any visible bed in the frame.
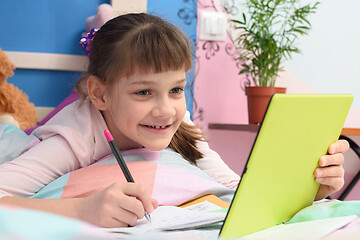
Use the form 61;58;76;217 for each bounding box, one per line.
0;94;359;240
0;186;360;240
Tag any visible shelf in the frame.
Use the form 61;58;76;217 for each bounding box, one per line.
208;123;360;136
341;128;360;136
208;123;259;132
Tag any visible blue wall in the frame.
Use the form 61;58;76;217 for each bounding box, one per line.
0;0;108;107
0;0;197;116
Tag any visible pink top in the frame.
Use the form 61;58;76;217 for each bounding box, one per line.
0;98;240;198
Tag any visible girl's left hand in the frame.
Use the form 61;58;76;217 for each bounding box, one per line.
314;139;349;201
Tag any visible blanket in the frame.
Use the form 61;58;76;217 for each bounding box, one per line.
0;124;234;206
0;204;114;240
31;147;235;205
1;199;360;240
0;124;40;164
2;124;360;240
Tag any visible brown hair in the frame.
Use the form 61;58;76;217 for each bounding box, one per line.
75;13;204;164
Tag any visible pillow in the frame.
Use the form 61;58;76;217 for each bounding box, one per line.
32;148;235;206
0;124;40;164
288;200;360;223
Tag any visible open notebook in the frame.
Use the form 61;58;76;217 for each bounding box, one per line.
103;196;229;234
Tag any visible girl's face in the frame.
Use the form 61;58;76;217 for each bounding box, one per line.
99;70;187;151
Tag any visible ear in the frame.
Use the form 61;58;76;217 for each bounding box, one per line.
87;75;108;111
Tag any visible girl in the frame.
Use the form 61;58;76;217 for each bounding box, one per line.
0;13;348;228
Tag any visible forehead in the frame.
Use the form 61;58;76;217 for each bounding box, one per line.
122;70;187;85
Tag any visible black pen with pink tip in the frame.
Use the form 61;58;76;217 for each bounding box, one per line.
104;129;151;223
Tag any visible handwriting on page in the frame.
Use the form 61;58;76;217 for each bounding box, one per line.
104;205;226;234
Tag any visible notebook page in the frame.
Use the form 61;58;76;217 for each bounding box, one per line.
236;215;357;240
104;205;226;234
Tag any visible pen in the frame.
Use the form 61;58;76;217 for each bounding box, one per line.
104;129;151;223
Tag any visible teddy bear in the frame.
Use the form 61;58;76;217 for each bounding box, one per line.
0;48;37;130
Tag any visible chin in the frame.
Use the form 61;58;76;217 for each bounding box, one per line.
144;142;170;152
145;146;167;152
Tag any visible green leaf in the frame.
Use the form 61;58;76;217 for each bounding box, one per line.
233;0;318;86
239;68;250;75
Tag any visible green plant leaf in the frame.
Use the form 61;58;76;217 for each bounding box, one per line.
232;0;319;86
242;13;247;24
239;68;250;75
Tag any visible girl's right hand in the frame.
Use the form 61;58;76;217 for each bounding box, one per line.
77;182;158;228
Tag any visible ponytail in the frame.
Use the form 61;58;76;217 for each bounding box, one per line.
168;121;205;165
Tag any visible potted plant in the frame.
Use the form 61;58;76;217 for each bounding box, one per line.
233;0;320;124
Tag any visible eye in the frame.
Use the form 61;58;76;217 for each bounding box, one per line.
135;90;151;96
169;87;184;94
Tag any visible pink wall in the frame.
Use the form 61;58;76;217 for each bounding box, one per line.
192;1;251;177
192;3;248;130
193;0;360;200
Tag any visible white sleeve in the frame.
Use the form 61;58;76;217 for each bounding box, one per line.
0;99;108;198
0;134;81;198
183;111;240;189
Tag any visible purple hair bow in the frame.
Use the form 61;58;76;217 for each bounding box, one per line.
79;28;98;56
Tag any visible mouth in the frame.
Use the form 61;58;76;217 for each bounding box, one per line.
142;124;171;129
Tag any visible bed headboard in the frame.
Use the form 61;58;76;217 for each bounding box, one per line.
4;1;147;123
5;51;88;122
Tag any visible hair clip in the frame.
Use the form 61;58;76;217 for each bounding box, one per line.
79;28;98;56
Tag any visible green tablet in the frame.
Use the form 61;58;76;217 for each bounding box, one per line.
219;94;354;239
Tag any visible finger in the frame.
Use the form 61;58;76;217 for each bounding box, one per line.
98;215;130;228
319;153;344;167
111;206;139;227
151;198;159;210
328;140;349;155
314;165;344;178
315;177;344;192
98;217;127;228
122;183;154;215
117;194;147;220
95;204;132;228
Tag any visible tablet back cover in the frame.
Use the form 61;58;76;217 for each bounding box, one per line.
220;94;353;239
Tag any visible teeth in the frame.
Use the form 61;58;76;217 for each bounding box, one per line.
149;125;166;129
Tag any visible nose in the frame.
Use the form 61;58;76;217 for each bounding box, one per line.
151;96;176;117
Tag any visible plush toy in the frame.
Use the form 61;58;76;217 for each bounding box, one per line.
85;4;115;32
0;49;37;130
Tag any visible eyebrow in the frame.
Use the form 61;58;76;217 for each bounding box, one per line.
130;78;187;85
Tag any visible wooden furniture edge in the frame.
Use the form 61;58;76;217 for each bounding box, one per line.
341;128;360;136
208;123;259;132
208;123;360;136
5;51;88;72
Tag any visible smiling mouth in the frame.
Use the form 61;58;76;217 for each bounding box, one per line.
143;125;170;129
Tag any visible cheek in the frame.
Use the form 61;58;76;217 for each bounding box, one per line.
108;104;136;128
177;107;186;120
120;104;148;125
177;99;187;117
173;103;186;128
